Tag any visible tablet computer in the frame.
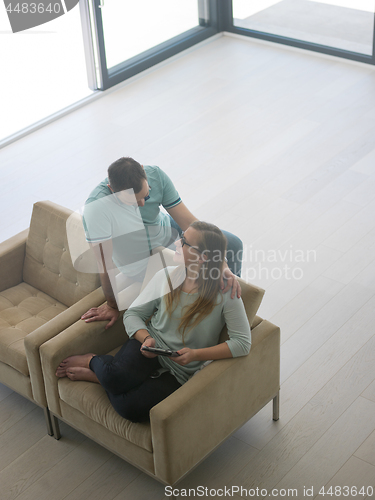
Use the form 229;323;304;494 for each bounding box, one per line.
141;346;180;357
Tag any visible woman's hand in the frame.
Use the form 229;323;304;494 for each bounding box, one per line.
172;348;197;366
140;336;158;358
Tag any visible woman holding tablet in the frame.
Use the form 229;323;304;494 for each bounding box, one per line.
56;222;251;422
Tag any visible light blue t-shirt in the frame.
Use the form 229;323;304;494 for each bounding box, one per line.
82;166;182;277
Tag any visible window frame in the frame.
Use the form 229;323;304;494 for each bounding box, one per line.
222;0;375;66
82;0;220;91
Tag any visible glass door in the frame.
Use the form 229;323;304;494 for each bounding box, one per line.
82;0;217;90
229;0;375;64
102;0;200;69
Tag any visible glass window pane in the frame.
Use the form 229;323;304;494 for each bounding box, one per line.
232;0;375;56
0;6;92;142
101;0;200;70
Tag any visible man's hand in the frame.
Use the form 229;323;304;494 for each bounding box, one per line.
221;266;241;299
140;337;158;358
81;304;119;330
172;347;197;366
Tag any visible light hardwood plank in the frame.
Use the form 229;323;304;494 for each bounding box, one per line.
279;197;364;252
62;454;141;500
0;383;13;403
280;127;375;205
304;168;369;212
314;456;375;499
343;175;375;207
234;294;375;450
256;244;343;319
164;436;258;494
313;63;374;102
352;256;375;292
0;393;37;436
0;423;86;500
269;276;345;343
14;434;112;500
362;380;375;403
274;397;375;493
350;148;375;176
322;199;375;253
322;239;375;285
0;407;46;472
230;197;300;246
113;473;166;500
261;98;375;196
250;198;364;263
280;282;375;383
198;188;276;224
354;429;375;467
230;334;375;491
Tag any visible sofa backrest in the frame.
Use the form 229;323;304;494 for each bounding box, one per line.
23;201;100;307
219;279;265;343
238;277;265;327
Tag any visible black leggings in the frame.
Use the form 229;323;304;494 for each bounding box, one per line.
89;338;182;422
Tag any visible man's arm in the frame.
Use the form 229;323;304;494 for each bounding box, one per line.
95;240;117;308
165;202;198;231
81;239;120;329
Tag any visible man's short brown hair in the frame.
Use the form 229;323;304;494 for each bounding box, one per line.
107;157;146;193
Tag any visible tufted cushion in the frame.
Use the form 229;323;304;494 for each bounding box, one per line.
23;201;100;307
58;377;152;452
0;282;67;376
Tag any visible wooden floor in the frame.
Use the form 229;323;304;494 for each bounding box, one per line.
1;33;375;499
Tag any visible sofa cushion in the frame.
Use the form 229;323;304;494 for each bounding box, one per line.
23;201;100;307
0;282;67;376
58;378;153;452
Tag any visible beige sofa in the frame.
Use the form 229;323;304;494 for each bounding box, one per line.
40;249;280;486
0;201;103;433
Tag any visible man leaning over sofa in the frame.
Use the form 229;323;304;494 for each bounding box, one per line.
80;157;243;329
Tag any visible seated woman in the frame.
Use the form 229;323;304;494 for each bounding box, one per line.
56;221;251;423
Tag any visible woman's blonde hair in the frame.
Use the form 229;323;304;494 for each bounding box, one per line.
164;221;227;343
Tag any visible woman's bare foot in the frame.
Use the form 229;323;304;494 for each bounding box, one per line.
56;365;68;378
56;353;95;377
66;367;99;383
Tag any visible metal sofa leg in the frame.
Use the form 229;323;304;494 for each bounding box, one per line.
273;391;280;421
44;408;53;436
51;415;61;440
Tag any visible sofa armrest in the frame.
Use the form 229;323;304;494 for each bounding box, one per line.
40;313;128;416
24;287;105;407
150;319;280;485
0;229;29;292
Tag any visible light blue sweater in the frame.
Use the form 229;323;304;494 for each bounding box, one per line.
123;267;251;385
